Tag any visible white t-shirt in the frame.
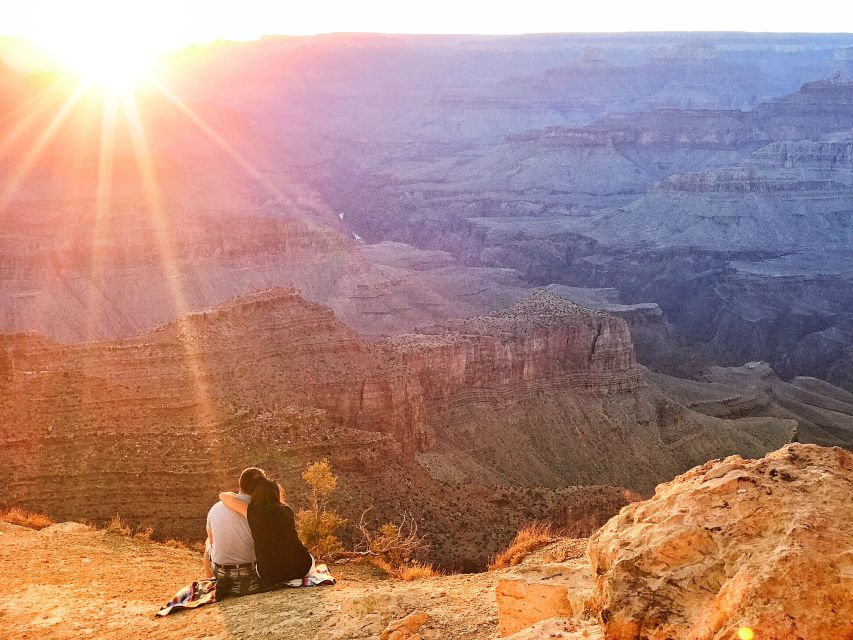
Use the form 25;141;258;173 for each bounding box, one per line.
206;493;256;565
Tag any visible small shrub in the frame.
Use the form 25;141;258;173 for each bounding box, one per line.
296;460;347;560
353;510;430;580
399;561;438;581
489;522;557;570
296;510;347;559
366;556;438;581
0;508;54;530
106;514;132;536
133;526;154;541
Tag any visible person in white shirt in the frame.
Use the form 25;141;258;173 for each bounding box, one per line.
203;467;266;595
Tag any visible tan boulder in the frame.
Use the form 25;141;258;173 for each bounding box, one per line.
587;444;853;640
379;610;429;640
496;563;593;636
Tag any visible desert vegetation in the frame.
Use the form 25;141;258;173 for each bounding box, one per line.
295;459;349;560
0;507;54;530
297;459;433;579
489;522;558;570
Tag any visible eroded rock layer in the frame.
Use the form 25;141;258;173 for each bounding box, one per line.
587;444;853;640
0;288;796;564
0;288;644;561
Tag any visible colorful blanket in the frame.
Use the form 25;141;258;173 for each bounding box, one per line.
156;564;336;617
156;579;218;617
281;563;336;588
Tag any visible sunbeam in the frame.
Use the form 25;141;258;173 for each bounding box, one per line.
120;92;221;442
0;81;88;211
81;92;119;343
149;77;286;202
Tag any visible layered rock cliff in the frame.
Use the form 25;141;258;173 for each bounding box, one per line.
0;287;800;558
0;288;647;551
391;290;642;402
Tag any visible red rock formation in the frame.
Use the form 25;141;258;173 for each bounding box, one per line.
392;290;642;407
0;286;648;559
587;444;853;640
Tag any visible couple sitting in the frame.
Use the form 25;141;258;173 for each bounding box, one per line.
203;467;315;595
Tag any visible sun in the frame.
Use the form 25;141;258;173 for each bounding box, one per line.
41;37;157;91
31;29;165;92
24;3;185;93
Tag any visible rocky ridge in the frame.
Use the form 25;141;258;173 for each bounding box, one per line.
0;288;643;564
0;288;801;565
587;444;853;639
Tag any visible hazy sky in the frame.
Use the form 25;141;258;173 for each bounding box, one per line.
2;0;852;43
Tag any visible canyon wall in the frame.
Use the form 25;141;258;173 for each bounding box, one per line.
0;288;799;552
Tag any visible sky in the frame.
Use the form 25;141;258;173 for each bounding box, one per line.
1;0;851;74
2;0;852;42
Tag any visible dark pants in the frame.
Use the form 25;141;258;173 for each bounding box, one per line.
211;562;261;596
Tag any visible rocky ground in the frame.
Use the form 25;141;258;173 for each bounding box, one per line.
0;521;504;640
3;444;850;640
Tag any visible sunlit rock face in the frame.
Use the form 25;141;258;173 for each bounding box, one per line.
587;444;853;640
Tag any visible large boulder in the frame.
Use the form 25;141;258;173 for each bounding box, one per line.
496;563;593;636
587;444;853;640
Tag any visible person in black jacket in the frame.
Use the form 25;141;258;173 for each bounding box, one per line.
219;477;314;589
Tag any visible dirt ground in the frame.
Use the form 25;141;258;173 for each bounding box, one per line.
0;521;505;640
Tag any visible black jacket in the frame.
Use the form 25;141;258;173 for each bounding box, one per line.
246;503;313;586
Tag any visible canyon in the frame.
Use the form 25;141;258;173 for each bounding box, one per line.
1;287;829;568
1;29;852;591
3;35;853;390
0;30;852;638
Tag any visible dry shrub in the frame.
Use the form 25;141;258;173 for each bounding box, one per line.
398;561;438;581
133;526;154;541
489;522;557;570
355;513;427;566
366;556;438;581
0;507;54;530
106;515;132;536
353;509;430;580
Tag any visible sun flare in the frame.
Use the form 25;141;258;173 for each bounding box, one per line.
31;29;164;92
23;3;186;92
39;36;156;91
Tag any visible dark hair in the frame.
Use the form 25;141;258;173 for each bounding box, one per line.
239;467;266;494
250;477;284;506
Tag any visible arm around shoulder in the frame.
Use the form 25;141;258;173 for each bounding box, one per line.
219;491;248;517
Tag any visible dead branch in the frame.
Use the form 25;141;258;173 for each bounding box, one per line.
349;507;429;561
